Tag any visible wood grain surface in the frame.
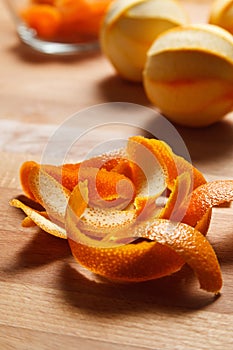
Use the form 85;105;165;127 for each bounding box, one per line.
1;1;233;349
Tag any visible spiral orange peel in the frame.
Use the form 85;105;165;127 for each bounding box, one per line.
10;136;233;294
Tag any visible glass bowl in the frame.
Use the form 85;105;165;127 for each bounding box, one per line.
5;0;113;55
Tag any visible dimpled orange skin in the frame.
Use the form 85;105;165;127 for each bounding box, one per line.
141;219;223;293
14;136;233;293
183;180;233;227
20;161;40;200
31;163;136;206
65;173;223;293
128;136;206;190
67;212;222;292
68;238;185;282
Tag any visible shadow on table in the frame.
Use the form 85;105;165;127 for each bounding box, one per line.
4;196;70;274
97;75;149;106
144;114;233;163
4;230;70;275
8;41;102;65
59;262;221;316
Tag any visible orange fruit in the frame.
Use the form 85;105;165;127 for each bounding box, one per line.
209;0;233;35
143;24;233;127
20;0;113;42
100;0;189;81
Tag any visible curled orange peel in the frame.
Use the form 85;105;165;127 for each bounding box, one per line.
65;180;222;293
41;162;136;209
183;180;233;228
28;166;70;225
159;171;192;221
22;211;48;227
10;136;233;294
10;198;66;239
20;161;40;200
135;219;223;293
128;136;206;191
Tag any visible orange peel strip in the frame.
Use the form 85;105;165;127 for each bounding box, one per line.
159;171;192;221
194;209;212;236
128;136;207;190
174;154;207;189
10;199;66;239
21;4;62;39
66;181;137;242
80;206;137;238
13;137;233;294
22;216;37;227
66;182;222;292
78;166;135;209
68;238;185;282
39;163;136;209
126;137;167;215
183;180;233;227
66;184;185;279
127;136;173;190
42;164;80;192
137;219;222;293
20;161;40;200
28;166;70;224
22;211;48;227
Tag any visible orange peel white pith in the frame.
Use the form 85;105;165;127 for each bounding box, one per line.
10;136;233;294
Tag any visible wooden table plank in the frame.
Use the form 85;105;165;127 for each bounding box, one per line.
0;325;150;350
2;186;233;349
1;279;233;349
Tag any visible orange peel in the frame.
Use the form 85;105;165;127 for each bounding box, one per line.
10;136;233;293
38;160;136;208
21;211;48;227
10;199;66;239
183;180;233;227
28;166;70;225
66;181;222;293
20;161;40;201
159;171;192;221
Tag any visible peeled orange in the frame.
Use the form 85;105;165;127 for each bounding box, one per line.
100;0;189;81
209;0;233;35
143;24;233;127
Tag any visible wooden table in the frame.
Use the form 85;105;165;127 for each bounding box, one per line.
1;1;233;349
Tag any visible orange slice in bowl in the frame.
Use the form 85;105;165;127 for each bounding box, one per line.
183;180;233;228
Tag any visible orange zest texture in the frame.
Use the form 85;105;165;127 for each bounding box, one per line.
10;136;233;294
20;0;113;42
